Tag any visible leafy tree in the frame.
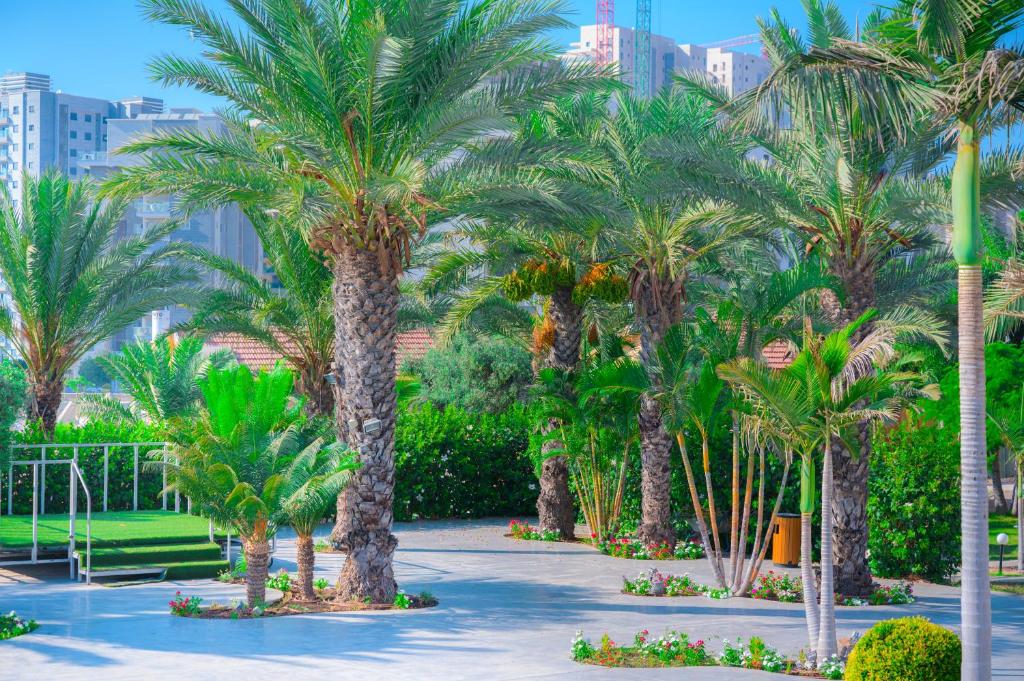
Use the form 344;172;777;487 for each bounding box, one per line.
408;333;532;414
77;356;111;389
83;336;233;424
0;171;199;434
110;0;604;603
163;365;341;606
0;361;27;470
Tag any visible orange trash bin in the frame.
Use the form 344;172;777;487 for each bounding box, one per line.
772;513;801;567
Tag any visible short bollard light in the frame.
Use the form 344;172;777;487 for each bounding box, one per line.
996;533;1010;575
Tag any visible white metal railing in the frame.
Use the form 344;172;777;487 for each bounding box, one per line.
69;460;92;584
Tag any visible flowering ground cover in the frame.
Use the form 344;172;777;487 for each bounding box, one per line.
595;534;705;560
750;571;915;606
571;630;845;678
0;611;38;640
507;520;561;541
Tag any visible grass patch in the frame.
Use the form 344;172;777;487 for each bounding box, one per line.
993;583;1024;596
0;511;216;549
990;515;1019;560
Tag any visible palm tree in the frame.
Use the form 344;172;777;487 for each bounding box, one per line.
107;0;605;603
83;336;233;423
279;438;358;601
596;89;756;547
677;1;959;596
736;2;1024;671
720;312;934;663
424;91;624;539
0;170;200;435
164;364;329;607
179;214;335;417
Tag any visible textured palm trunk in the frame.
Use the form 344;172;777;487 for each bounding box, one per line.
330;247;399;604
728;414;741;587
677;434;727;587
953;122;990;681
991;448;1010;514
1018;458;1023;573
296;533;316;601
28;375;63;436
816;442;838;662
537;287;582;539
297;363;335;418
634;277;681;549
827;275;875;598
244;534;270;608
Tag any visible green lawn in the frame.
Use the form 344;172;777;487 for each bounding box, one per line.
990;514;1019;561
0;511;214;549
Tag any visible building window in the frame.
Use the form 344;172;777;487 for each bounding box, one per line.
712;64;717;72
27;162;33;169
85;114;92;122
70;112;78;121
27;143;33;150
11;144;17;151
28;124;33;131
70;149;77;157
28;105;34;113
70;131;77;139
12;125;17;132
70;168;77;176
84;132;92;141
12;106;19;114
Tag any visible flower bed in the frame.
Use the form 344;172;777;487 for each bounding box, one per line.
507;520;561;542
0;611;38;640
750;572;915;606
622;569;704;597
595;534;705;560
571;630;844;678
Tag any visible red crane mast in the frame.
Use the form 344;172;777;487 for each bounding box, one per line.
596;0;614;67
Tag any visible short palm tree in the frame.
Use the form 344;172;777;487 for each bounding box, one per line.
164;364;331;607
179;214;335;417
279;439;358;601
83;336;232;423
719;312;934;663
0;170;200;434
741;2;1024;670
108;0;604;603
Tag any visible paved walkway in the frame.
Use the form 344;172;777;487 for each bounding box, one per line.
1;518;1021;680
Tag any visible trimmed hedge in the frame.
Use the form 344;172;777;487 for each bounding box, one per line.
3;420;166;515
868;418;961;582
394;403;535;520
845;617;960;681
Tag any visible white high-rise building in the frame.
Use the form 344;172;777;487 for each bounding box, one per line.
563;27;770;98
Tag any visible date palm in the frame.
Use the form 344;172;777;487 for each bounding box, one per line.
719;312;934;663
736;2;1024;671
108;0;604;603
179;213;335;417
0;170;201;435
677;1;956;596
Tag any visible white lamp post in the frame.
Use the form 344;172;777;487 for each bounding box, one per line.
996;533;1009;575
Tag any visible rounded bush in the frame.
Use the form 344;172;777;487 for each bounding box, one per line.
845;617;960;681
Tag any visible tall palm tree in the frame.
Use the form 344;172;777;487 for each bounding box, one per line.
424;91;623;538
720;312;934;664
0;170;200;435
179;214;335;417
83;335;232;423
740;1;1024;672
677;1;956;596
595;89;756;547
106;0;605;602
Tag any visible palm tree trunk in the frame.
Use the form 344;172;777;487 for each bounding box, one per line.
953;121;991;681
677;434;727;587
817;443;838;662
1018;457;1023;573
297;363;335;418
537;287;582;540
800;510;820;657
728;413;742;587
28;375;63;436
244;535;270;608
296;533;316;601
991;447;1010;514
330;247;399;604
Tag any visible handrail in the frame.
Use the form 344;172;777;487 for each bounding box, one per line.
70;461;92;585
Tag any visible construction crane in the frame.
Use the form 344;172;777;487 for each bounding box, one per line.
595;0;614;67
700;33;761;50
634;0;652;98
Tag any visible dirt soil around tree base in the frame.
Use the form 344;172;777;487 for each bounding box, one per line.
195;589;438;619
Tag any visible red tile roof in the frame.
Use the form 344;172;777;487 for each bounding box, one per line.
762;339;797;369
207;329;435;371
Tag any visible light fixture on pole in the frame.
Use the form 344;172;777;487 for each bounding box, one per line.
996;532;1010;575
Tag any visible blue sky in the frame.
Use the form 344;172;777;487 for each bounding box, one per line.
4;0;867;110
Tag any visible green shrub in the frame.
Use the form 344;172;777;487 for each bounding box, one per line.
406;333;533;414
845;617;960;681
0;360;27;466
868;417;960;581
5;419;165;514
394;403;535;520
